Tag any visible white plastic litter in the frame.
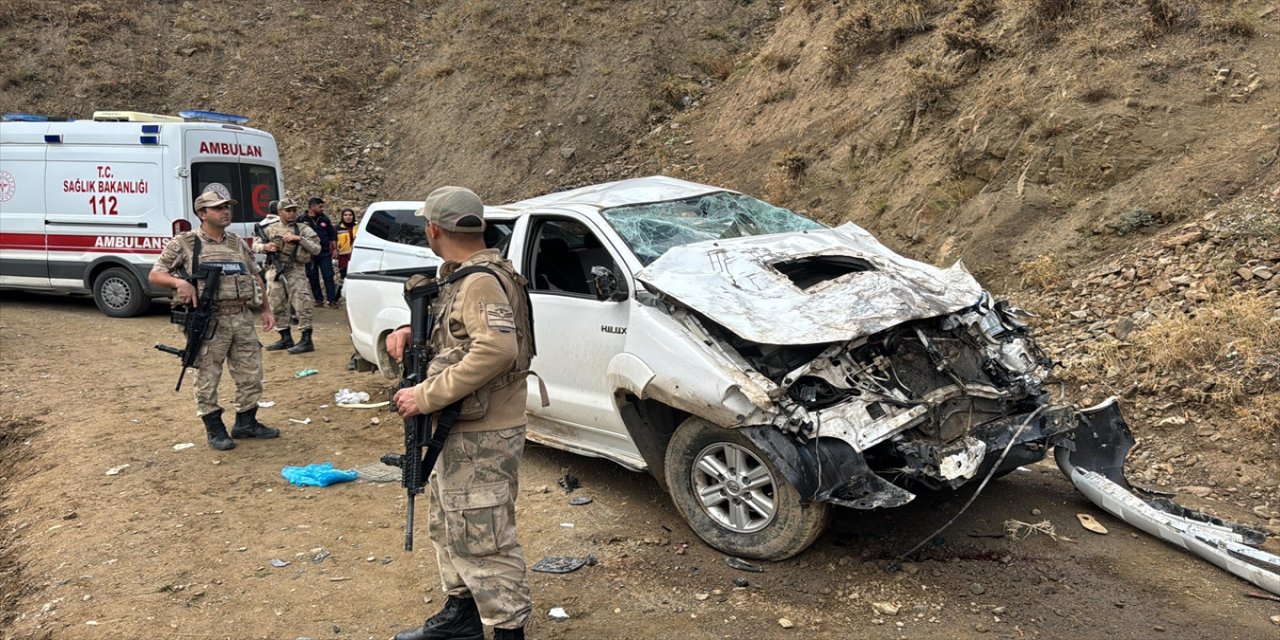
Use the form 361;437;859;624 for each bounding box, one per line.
105;464;129;476
257;400;276;408
288;418;312;425
335;389;371;405
548;607;570;620
173;443;196;451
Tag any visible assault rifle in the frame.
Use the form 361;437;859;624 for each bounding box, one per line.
154;265;222;391
254;216;287;282
380;276;463;551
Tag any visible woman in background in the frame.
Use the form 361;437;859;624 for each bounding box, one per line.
336;208;358;281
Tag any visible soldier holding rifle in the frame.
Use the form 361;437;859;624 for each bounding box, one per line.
254;199;322;354
149;189;279;451
385;187;535;640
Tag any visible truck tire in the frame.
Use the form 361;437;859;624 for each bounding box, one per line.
664;416;830;561
93;266;149;317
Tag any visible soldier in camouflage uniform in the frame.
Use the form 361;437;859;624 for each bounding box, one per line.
253;199;322;354
149;191;281;451
388;187;535;640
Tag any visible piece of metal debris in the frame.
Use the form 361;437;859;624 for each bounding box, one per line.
568;496;593;506
726;556;764;573
531;556;589;574
558;473;580;492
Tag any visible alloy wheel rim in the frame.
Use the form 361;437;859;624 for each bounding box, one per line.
691;442;777;533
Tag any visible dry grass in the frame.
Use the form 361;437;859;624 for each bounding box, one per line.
1017;254;1066;290
659;75;703;110
825;1;935;83
766;148;809;201
1087;293;1280;434
377;64;401;86
758;50;799;72
1208;9;1258;38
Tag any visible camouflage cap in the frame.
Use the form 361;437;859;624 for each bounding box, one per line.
277;199;302;211
415;186;485;233
193;191;237;211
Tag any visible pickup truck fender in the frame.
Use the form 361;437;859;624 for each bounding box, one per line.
371;306;411;377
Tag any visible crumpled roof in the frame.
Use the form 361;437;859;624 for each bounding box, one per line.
635;223;984;345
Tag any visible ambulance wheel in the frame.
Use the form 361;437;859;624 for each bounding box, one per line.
664;417;830;561
93;267;149;317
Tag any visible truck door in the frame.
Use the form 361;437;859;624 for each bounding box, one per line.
520;213;642;467
0;135;49;287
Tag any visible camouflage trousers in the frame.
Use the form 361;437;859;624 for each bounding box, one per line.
427;425;531;629
266;267;315;330
194;308;263;417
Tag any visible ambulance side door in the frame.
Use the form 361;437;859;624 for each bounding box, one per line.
0;129;49;287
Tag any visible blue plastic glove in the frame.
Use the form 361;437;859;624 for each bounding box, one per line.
281;462;358;487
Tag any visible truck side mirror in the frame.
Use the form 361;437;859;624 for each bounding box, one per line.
590;265;627;302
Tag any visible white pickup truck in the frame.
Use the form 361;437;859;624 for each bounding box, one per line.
342;177;1280;592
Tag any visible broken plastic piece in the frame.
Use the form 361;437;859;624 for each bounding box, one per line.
1076;513;1109;534
288;418;312;425
294;368;319;378
531;556;589;574
281;462;358;487
105;464;129;476
172;443;196;451
257;400;276;408
568;496;593;506
270;559;290;568
548;607;570;620
1058;398;1280;595
726;556;764;573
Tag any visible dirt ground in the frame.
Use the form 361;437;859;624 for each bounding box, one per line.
1;293;1277;640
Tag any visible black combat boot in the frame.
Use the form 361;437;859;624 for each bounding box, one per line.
286;328;314;354
265;329;294;351
201;410;235;451
493;627;526;640
231;406;280;439
392;595;483;640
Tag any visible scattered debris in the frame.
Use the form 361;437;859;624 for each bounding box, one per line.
558;473;580;492
370;416;382;425
341;401;390;409
294;368;319;378
726;557;764;573
105;464;129;476
311;548;331;563
1245;591;1280;603
172;443;196;452
352;463;400;483
548;607;570;620
270;559;290;568
1005;519;1060;540
1077;513;1109;534
568;496;593;506
532;556;590;574
559;522;574;528
288;418;312;425
872;602;900;616
257;400;276;408
334;388;371;404
281;463;358;487
778;618;794;629
733;578;750;588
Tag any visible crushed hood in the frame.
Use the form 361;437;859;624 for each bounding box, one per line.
635;223;984;345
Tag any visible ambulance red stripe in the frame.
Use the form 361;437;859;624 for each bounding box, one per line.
0;232;168;254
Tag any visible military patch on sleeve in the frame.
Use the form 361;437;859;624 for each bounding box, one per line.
483;302;516;332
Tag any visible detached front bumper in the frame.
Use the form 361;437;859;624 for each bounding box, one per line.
1057;398;1280;595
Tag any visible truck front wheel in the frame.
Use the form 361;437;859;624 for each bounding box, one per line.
93;267;149;317
663;417;830;561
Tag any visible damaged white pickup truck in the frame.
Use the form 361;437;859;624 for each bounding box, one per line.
346;176;1278;593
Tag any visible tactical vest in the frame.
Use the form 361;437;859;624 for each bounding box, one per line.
265;221;314;267
433;256;536;388
178;231;262;309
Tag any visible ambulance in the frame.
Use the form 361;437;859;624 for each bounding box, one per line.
0;110;285;316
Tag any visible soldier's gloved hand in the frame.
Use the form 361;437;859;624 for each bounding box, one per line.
385;326;411;362
394;387;421;418
265;242;279;252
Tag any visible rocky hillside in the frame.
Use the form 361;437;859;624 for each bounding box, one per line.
2;2;1277;438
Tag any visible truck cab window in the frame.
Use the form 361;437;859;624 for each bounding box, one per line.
528;219;620;297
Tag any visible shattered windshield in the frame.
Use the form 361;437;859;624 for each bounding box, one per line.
601;191;824;265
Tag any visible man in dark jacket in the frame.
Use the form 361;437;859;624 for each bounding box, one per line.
303;196;339;307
